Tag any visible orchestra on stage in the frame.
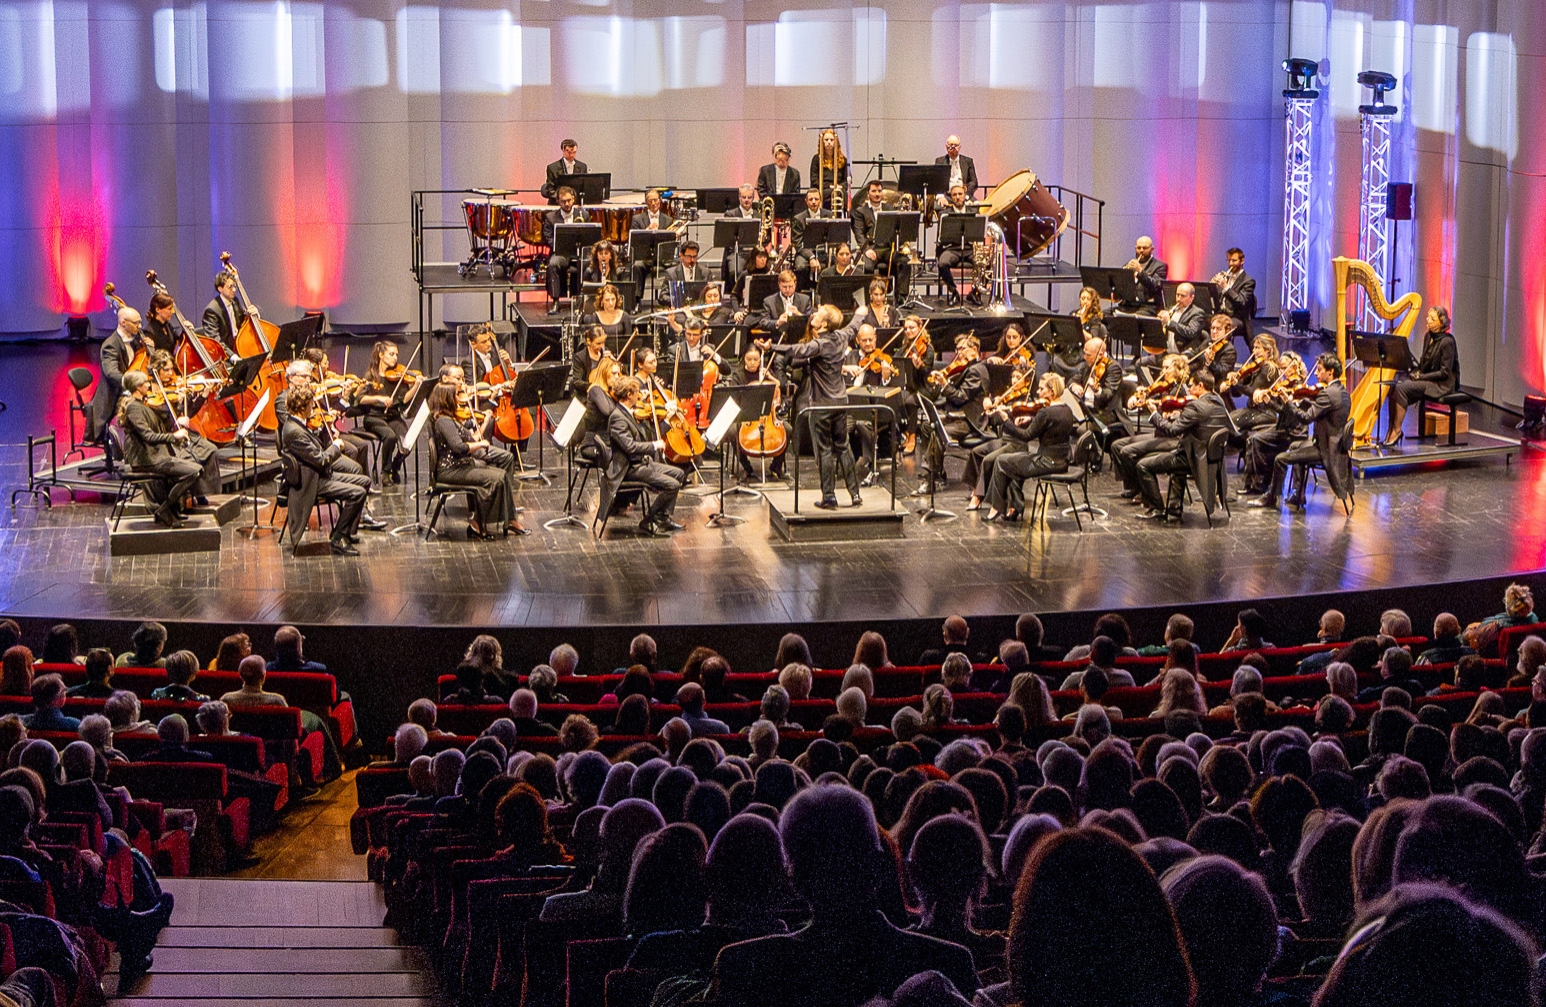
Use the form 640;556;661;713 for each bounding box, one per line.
82;131;1461;552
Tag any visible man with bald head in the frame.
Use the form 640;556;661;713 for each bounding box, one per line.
1068;336;1125;429
935;135;978;197
1141;281;1206;369
88;305;146;446
1121;235;1168;314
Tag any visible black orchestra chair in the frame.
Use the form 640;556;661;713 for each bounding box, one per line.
1417;389;1473;447
422;439;481;540
592;479;654;539
1304;419;1356;516
105;426;170;531
344;423;385;484
270;444;338;545
65;366;97;463
1029;429;1100;531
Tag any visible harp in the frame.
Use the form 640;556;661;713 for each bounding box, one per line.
1334;256;1422;446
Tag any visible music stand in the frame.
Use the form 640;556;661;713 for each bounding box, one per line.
872;211;921;252
897;164;951;208
214;353;268;404
771;194;803;220
628;230;674;302
701;396;746;526
713;218;759;250
711;382;778;492
273;315;322;363
1023;313;1087;357
936;212;986;256
235;390;272;539
1352;333;1415;451
508;363;571;483
565;172;610;204
553;223;603;264
818;275;870;311
1104;315;1164;361
803;219;852;275
1162;280;1220;315
912;396;956;521
543;398;590;530
697;188;741;214
389;401;434;537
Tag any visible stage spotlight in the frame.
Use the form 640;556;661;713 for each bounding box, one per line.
1357;70;1398;115
66;315;91;341
1282;58;1319;99
1521;394;1546;433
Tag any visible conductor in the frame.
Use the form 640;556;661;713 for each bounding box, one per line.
770;304;861;510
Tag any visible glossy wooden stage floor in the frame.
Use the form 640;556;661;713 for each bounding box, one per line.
1;339;1541;630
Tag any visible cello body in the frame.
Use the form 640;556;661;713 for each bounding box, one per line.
1333;257;1422;446
483;365;535;443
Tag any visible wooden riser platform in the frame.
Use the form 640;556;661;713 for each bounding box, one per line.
1351;430;1517;475
764;486;905;541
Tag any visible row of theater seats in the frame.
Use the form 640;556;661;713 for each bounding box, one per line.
32;663;357;750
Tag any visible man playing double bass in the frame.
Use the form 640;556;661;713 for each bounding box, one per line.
202;272;246;353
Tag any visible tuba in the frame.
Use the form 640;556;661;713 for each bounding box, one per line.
758;196;775;251
1334;256;1422;446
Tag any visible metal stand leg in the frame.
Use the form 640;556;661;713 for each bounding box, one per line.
914;430;956;522
544;444;589;530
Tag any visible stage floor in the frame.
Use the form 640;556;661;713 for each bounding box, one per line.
2;340;1541;630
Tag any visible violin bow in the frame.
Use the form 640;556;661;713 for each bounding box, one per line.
388;343;424;400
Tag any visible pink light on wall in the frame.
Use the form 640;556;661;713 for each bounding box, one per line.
40;171;110;315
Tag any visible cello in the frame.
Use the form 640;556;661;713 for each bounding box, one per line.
482;347;551;444
737;366;787;460
146;270;238;444
103;284;150;375
218;252;288;430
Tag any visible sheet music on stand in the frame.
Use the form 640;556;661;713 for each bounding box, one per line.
551;398;586;449
389;401;435;537
235;390;273;536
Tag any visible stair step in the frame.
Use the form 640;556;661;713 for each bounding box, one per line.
160;878;386;928
157;926;404;949
112;971;431;999
115;1000;436;1006
118;946;422;974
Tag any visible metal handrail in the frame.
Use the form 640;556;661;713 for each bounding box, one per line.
790;401;899;513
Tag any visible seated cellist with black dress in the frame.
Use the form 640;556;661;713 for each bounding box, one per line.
427;383;524;539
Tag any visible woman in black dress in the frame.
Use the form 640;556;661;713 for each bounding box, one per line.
428;383;521;538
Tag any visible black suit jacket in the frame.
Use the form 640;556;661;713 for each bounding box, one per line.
1164;304;1208;356
542;158;589;201
1156;392;1230;512
595;404;660;522
121;398;182;469
791;209;832;250
1219;271;1258;330
1412;331;1459;392
1074;357;1125;419
88;330;136;440
202;296;246;350
143;316;178;355
756;163;802;199
941;360;989;429
758;292;812;333
1002;402;1076;463
663;263;709;285
851;203;881;250
543;207;588;248
934;153;979;196
629;210;673;232
1293;382;1353;498
1125;257;1168;310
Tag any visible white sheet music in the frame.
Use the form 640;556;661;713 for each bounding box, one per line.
1059;387;1086;422
551;398;586;448
237;390;270;439
705;396;740;447
401;400;432;452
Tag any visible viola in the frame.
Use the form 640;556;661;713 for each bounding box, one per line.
1157;395;1192;413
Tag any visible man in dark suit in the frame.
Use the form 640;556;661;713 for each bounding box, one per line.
933;184;973;305
1119;235;1168;314
769;305;862;509
756;142;802;200
791;188;833;279
1141;282;1206;368
1136;370;1229;521
599;376;685;537
663;241;710;291
119;371;204;528
278;385;367;555
201;271;246;352
850;180;886;265
1069;337;1125;430
930;334;991;487
720;185;767;288
543;186;588;313
630;188;673;232
1196;312;1239;387
88;307;144;445
1253;352;1352;511
1214;247;1257;337
757;271;812;336
935;136;979;197
541;139;587;203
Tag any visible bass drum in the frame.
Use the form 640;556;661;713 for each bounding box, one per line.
983;169;1070;258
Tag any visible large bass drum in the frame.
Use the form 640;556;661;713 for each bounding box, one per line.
983;169;1070;258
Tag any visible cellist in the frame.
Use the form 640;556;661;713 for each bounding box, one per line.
438;364;528;535
734;346;788;482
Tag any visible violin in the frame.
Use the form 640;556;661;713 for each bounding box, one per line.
1131;375;1178;410
989;367;1037;418
905;322;932;368
1187;334;1231;367
1228;355;1266;386
928;353;972;387
381;364;423;385
1089;355;1110;386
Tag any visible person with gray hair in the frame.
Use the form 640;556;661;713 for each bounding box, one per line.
527;664;566;704
1509;635;1546;688
220;655;287;708
1325;661;1358;701
549;643;580;677
778;663;813;701
391;723;428;765
934;738;986;776
153;714;213;762
748;719;780;765
840;664;874;699
23;674;78;732
195;700;233;737
835;686;867;726
406;698;449;738
660;717;693;759
103;690;153;735
676;683;730;737
78;714;127;763
756;684;799;730
939;653;973;693
60;739;98;783
628;634;658;674
892;706;924;742
1379;608;1412;638
508;689;557;737
1073;704;1111;745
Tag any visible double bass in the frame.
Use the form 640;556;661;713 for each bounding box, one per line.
219;252;288;430
103;284;149;375
146;270;238;444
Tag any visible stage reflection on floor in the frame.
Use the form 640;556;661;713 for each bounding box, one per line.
0;338;1540;629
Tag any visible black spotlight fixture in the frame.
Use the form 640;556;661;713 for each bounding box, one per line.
1357;70;1398;115
1283;58;1320;99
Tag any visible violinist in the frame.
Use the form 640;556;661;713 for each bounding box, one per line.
584;240;621;285
924;333;988;488
1251;352;1351;511
147;351;222;503
988;324;1033;367
1068;337;1125;431
769;304;861;509
735;346;788;481
279;357;387;532
579;283;632;341
89;306;146;446
118;371;205;528
600;374;687;537
1196;313;1239;386
1240;351;1309;499
580;354;623;466
1112;353;1190;504
983;373;1077;522
968;352;1038;511
201;271;246;351
1222;332;1282;431
897;314;936;456
437;367;528;535
569;326;611;399
277;385;369;554
842;324;896;487
1133;369;1229;521
630;349;687;473
1139;282;1206;369
348;340;421;484
143;292;181;354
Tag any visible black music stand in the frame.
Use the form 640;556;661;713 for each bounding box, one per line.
697;188;741;214
936;213;985;261
772;194;803;220
553;222;602;264
711;382;778;492
565;172;610;204
1080;266;1145;309
912;396;956;521
581;278;638;312
898;164;951;208
628;230;674;303
819;275;870;311
873;211;920;253
213;353;268;405
1023;313;1087;358
1104;315;1165;362
273;315;322;362
803;219;851;277
508;363;570;484
744;274;781;320
1352;333;1415;451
